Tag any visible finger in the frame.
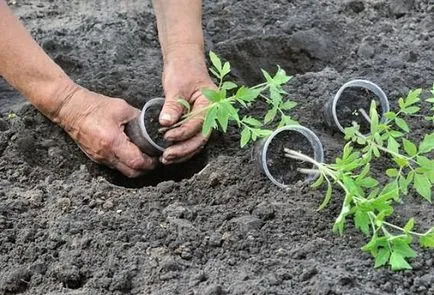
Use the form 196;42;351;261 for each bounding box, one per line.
112;134;158;171
161;133;207;164
159;93;184;127
164;95;209;142
112;161;144;178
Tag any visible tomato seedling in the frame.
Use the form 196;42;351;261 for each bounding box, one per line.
163;52;298;147
286;87;434;270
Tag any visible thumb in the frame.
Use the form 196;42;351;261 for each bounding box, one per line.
159;94;184;127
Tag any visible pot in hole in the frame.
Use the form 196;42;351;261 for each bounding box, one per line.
255;125;324;189
125;97;169;156
323;79;390;134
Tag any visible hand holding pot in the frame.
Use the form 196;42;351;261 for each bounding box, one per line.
159;45;216;164
56;87;158;177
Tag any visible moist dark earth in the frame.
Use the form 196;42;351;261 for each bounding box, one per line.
1;0;434;294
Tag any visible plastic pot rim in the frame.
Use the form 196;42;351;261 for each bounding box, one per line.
330;79;390;133
260;125;324;189
138;97;166;154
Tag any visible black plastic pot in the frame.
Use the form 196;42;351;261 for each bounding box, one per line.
255;125;324;189
125;97;167;156
324;79;390;134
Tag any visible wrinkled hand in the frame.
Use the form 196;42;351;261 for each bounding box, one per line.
55;86;157;177
159;46;216;164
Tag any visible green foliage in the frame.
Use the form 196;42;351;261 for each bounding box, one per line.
176;51;297;147
286;87;434;270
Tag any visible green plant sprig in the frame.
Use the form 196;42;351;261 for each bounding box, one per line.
285;87;434;270
165;52;298;147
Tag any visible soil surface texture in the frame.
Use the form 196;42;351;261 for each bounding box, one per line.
1;0;434;294
335;86;380;134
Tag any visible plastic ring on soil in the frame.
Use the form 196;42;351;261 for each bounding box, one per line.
259;125;324;189
138;97;166;154
324;79;390;133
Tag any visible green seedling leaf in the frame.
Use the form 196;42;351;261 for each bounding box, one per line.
280;100;297;111
177;98;191;113
202;88;222;102
387;137;400;154
242;116;263;127
386;168;399;177
375;248;391;268
354;209;370;236
395;118;410;132
202;107;218;136
404;88;422;106
358;177;379;188
402;138;417;157
240;128;251;148
384;111;397;120
222;62;231;76
419;229;434;248
370;100;379;134
389;252;412;271
413;173;432;202
403;218;415;233
264;108;277;124
311;174;324;188
209;51;222;72
236;86;260;103
222;81;237;91
419;132;434;154
216;107;230;132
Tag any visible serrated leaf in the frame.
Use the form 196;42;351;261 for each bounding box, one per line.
222;61;231;76
384;112;397;120
420;230;434;248
395;118;410;132
354;210;370;236
201;88;222;102
240;128;251;148
264;108;277;124
402;138;417;157
216;107;229;132
389;252;412;271
403;218;415;233
359;177;379;188
209;51;222;72
236;86;260;102
393;239;417;258
404;88;422;106
387;137;400;154
419;133;434;154
402;106;420;114
413;173;432;202
221;81;237;91
202;107;218;136
242;116;262;127
280;100;297;110
375;248;390;268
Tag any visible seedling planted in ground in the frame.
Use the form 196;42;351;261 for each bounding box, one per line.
163;51;298;147
286;86;434;270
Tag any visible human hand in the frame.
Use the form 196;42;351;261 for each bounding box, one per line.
159;45;216;164
55;86;157;177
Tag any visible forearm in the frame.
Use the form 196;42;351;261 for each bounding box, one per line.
0;1;77;122
152;0;204;62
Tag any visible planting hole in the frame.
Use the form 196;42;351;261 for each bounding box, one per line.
266;130;315;185
335;86;381;133
92;151;208;188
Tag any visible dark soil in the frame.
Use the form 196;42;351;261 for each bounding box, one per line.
265;130;315;185
1;0;434;294
335;86;380;133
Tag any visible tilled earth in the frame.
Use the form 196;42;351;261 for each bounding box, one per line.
1;0;434;294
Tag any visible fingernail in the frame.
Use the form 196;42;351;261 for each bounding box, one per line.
160;113;173;124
